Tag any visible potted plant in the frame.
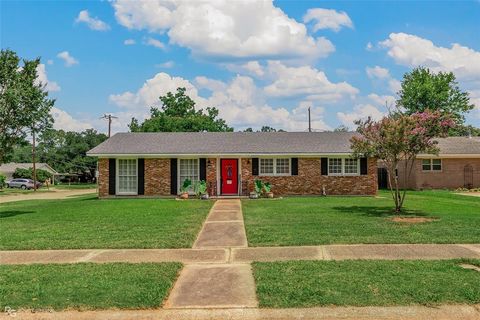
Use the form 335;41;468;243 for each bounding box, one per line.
250;179;263;199
263;182;273;198
196;180;209;200
179;178;191;199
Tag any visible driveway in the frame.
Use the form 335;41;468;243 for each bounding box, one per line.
0;188;96;203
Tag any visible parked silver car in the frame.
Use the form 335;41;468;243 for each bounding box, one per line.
5;178;42;190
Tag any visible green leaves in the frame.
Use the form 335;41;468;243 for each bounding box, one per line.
0;49;54;164
128;87;233;132
397;67;474;126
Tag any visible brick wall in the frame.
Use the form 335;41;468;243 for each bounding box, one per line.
241;157;377;196
206;158;217;196
397;158;480;189
98;158;109;197
145;158;171;196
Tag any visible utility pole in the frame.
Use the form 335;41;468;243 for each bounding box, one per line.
100;114;118;138
308;107;312;132
32;129;37;192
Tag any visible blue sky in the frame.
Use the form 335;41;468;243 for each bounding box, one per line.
2;0;480;133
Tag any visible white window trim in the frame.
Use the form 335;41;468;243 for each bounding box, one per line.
116;158;138;195
259;158;291;176
422;158;442;172
328;157;360;176
177;158;200;194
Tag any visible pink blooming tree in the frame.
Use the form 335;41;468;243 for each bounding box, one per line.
351;110;454;213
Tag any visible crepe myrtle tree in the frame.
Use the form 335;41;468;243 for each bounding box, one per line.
351;110;454;213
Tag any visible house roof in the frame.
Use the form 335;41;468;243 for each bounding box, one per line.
87;132;359;156
432;136;480;155
0;163;59;175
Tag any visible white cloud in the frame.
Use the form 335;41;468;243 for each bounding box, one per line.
35;64;61;92
57;51;79;67
156;61;175;68
124;39;136;45
50;107;92;132
337;104;385;128
263;61;359;101
366;42;373;51
380;32;480;83
367;93;396;108
242;61;265;77
75;10;110;31
366;66;390;79
145;37;166;50
112;0;335;61
303;8;353;32
109;72;200;109
109;71;331;131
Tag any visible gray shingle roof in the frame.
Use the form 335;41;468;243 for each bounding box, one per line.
433;137;480;155
87;132;359;156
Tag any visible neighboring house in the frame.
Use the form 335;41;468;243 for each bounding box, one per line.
0;162;59;184
380;137;480;190
87;132;377;197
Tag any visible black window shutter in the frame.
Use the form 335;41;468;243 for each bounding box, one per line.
137;158;145;195
291;158;298;175
108;158;116;195
170;158;177;195
321;157;328;176
360;157;368;175
199;158;207;181
252;158;259;176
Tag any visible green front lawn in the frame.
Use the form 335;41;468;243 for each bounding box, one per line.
253;259;480;308
0;196;212;250
0;262;181;310
243;190;480;246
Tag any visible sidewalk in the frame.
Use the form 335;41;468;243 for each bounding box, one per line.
3;305;480;320
2;244;479;265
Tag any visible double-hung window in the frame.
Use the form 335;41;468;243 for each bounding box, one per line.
422;159;442;171
259;158;290;176
328;158;359;175
179;159;199;193
117;159;137;194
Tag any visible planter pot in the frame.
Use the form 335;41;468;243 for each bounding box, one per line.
201;194;209;200
266;192;274;198
180;192;189;200
249;192;259;199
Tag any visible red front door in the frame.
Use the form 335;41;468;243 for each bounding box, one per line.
221;159;238;195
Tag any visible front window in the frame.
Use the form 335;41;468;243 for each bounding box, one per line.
260;158;290;176
328;158;343;175
328;158;359;175
344;158;359;174
117;159;137;194
422;159;442;171
179;159;199;192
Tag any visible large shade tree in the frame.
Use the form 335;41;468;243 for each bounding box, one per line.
129;87;233;132
351;110;454;213
397;67;475;135
0;49;54;165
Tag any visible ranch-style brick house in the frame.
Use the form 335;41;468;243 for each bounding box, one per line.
87;132;377;197
386;136;480;190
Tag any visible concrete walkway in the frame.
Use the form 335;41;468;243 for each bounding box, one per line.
2;244;479;265
167;199;257;308
3;305;480;320
193;199;248;248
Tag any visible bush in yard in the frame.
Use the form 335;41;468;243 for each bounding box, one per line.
351;110;454;213
13;167;52;183
0;173;6;189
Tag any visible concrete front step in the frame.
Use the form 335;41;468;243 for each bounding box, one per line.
164;264;258;309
